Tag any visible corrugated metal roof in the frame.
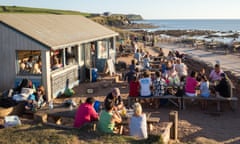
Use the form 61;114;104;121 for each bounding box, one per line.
0;14;118;50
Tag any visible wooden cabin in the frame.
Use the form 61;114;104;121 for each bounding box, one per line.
0;14;118;100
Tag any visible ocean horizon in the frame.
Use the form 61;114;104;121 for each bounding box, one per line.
133;19;240;32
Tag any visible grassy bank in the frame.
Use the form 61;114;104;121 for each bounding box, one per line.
0;124;163;144
0;6;90;16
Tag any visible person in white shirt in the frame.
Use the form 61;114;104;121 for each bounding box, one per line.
209;64;223;82
139;71;152;97
174;58;188;78
129;102;148;139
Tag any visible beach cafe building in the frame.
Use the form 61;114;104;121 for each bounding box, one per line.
0;14;118;100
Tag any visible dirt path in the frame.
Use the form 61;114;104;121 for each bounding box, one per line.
115;43;240;144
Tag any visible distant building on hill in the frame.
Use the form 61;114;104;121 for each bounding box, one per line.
103;12;112;17
0;14;118;100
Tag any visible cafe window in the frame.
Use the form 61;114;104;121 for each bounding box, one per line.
51;50;63;71
16;50;42;75
84;43;92;67
65;46;78;65
98;40;108;59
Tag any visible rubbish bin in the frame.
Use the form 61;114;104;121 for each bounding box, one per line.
91;68;98;82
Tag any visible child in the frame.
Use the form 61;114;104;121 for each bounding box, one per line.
25;94;36;111
200;75;210;110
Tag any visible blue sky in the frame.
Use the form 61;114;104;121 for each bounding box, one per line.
1;0;240;19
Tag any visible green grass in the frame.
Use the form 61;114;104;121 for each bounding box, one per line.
0;6;91;16
0;124;163;144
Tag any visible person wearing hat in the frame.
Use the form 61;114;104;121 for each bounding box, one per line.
104;87;124;110
215;73;232;98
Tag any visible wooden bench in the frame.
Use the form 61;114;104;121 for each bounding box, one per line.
128;95;181;110
128;94;238;112
182;95;238;111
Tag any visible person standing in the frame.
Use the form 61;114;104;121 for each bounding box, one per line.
134;49;142;65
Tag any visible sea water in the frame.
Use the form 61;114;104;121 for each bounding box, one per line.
133;19;240;32
132;19;240;43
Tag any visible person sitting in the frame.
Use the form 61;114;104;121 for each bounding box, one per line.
104;88;124;110
31;63;41;74
196;68;206;82
139;71;152;97
200;75;210;110
152;71;166;97
209;64;224;82
185;71;200;97
215;73;232;98
129;102;148;139
129;76;140;97
52;57;62;70
24;94;36;111
166;68;180;87
26;56;34;72
74;97;99;128
200;75;210;98
19;60;28;74
174;58;188;78
97;100;122;133
34;86;47;109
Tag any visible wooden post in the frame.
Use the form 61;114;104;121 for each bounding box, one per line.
169;111;178;140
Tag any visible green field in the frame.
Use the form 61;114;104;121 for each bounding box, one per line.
0;6;91;16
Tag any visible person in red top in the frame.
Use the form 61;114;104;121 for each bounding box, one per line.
185;71;200;97
129;76;140;97
74;97;99;128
